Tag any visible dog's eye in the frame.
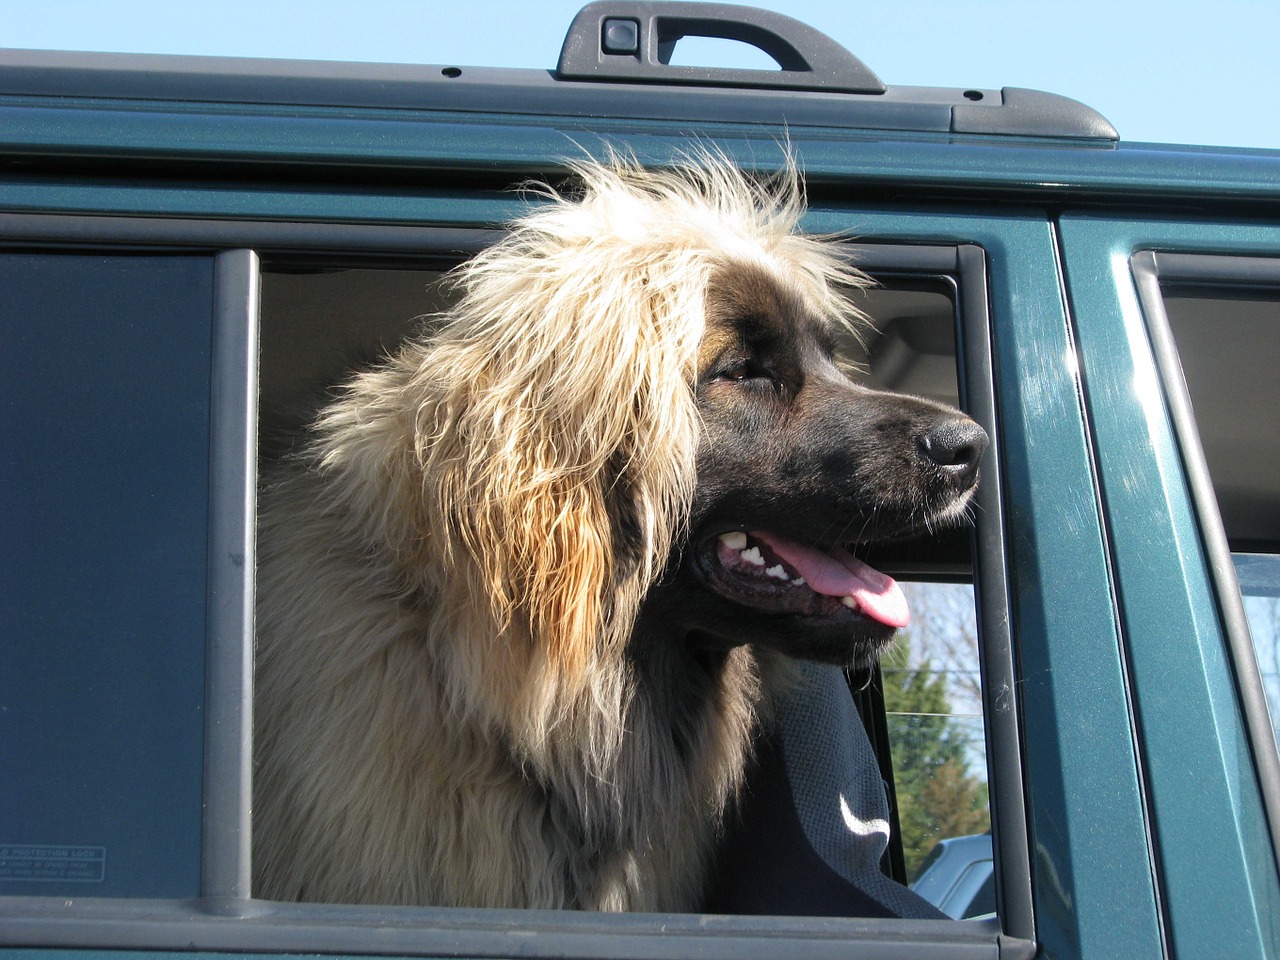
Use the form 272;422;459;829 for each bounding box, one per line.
717;359;770;383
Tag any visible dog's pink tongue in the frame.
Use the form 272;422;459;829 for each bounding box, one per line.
751;531;910;628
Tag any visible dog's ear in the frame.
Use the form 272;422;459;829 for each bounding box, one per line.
401;211;705;702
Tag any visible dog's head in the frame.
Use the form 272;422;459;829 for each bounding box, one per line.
323;153;984;724
656;258;987;667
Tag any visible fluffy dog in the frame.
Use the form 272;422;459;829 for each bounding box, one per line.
252;155;987;911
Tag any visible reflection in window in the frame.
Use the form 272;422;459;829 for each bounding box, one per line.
1237;554;1280;749
887;582;989;883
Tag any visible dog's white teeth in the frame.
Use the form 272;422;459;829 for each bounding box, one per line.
765;564;789;581
792;576;806;586
740;546;766;566
840;596;860;610
719;531;748;551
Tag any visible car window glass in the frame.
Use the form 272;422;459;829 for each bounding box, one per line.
1163;284;1280;744
889;581;989;893
1236;554;1280;748
0;253;212;898
1164;290;1280;545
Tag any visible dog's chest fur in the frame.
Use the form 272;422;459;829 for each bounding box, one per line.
253;461;767;910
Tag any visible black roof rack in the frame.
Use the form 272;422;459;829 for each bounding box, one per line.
0;1;1118;142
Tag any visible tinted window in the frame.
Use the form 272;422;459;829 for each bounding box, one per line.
1163;280;1280;742
0;253;212;897
1164;289;1280;546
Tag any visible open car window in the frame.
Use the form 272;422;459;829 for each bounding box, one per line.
258;254;996;918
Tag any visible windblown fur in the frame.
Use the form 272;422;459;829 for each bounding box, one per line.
253;153;985;911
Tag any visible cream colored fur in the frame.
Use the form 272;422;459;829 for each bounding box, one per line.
253;154;867;910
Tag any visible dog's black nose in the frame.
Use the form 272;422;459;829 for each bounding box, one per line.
920;416;989;489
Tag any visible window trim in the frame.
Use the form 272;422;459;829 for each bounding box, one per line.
957;245;1033;942
1131;249;1280;877
203;249;260;901
0;215;1030;960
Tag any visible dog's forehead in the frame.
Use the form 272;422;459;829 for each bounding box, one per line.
698;261;830;361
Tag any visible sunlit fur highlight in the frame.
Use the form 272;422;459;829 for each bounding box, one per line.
252;152;871;909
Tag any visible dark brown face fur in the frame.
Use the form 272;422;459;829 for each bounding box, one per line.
637;262;988;668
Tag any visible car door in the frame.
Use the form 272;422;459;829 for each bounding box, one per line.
0;192;1160;960
1060;213;1280;959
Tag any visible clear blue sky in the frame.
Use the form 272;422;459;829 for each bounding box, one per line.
4;0;1277;149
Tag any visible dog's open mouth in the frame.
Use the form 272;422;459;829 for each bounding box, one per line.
694;530;909;628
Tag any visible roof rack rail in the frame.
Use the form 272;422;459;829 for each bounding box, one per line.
556;1;1117;140
0;2;1118;142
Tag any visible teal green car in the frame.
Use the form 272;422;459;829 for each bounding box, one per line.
3;3;1280;957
